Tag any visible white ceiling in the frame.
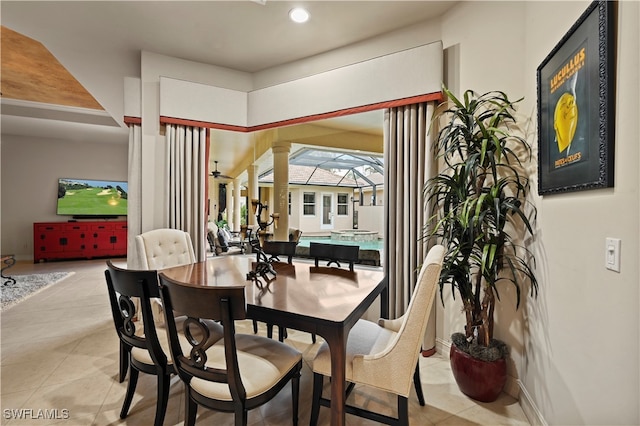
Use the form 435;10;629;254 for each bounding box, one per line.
1;1;455;175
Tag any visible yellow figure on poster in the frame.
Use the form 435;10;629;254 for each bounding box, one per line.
553;72;579;154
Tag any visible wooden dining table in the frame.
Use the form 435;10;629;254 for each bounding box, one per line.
160;255;387;426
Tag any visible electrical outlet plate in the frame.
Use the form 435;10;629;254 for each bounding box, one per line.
605;237;621;272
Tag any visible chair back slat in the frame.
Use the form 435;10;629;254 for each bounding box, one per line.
262;241;297;264
310;242;359;271
158;274;247;400
157;274;246;321
104;260;167;366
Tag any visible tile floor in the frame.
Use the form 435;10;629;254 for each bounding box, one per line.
1;258;530;425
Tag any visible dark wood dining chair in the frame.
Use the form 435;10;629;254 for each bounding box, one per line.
104;261;173;426
310;245;445;426
158;273;303;426
262;240;297;264
310;242;359;271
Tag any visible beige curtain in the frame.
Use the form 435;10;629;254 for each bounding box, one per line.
127;123;142;269
166;124;207;262
384;102;436;347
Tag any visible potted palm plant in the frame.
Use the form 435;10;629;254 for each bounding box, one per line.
424;86;538;402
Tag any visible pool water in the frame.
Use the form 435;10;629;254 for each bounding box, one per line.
298;236;384;251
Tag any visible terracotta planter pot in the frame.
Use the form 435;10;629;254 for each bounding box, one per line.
449;343;507;402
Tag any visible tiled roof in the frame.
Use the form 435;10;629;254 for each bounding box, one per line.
260;165;362;187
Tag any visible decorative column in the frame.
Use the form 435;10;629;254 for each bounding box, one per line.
208;179;217;222
272;141;291;241
247;164;259;226
233;178;242;232
226;181;234;230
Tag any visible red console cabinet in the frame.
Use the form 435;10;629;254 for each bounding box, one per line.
34;221;127;262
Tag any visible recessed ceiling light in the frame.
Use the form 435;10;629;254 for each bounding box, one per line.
289;7;310;23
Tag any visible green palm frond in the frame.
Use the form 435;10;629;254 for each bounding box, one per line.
425;85;537;346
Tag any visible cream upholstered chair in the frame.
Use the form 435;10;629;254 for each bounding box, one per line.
158;273;303;426
136;228;196;270
310;245;445;426
133;228;198;370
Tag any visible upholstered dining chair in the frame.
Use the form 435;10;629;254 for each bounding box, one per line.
158;273;303;426
135;228;196;270
310;244;445;426
135;227;198;322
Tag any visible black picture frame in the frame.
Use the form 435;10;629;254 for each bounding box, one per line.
537;1;616;195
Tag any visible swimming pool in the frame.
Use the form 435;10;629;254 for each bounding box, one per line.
298;236;384;251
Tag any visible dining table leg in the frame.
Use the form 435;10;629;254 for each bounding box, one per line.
323;326;348;426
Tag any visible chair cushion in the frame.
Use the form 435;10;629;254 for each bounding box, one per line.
190;334;302;401
217;229;229;251
131;317;224;366
312;319;395;380
288;228;301;243
222;228;233;242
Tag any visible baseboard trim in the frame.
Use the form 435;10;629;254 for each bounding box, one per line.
517;380;547;426
435;336;546;426
435;336;451;354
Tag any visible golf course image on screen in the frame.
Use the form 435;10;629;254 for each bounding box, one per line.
57;178;128;216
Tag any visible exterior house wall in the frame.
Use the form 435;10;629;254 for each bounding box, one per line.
353;205;384;237
288;186;355;235
359;187;384;206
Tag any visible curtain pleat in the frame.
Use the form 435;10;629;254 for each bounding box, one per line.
384;102;436;325
166;124;207;261
127;123;143;269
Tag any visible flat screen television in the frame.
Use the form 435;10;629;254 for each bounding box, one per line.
57;178;128;218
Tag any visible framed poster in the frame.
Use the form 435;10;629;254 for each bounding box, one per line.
537;1;616;195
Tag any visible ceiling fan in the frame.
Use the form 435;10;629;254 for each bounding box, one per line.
210;161;232;179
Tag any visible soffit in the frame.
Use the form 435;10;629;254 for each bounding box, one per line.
1;26;103;110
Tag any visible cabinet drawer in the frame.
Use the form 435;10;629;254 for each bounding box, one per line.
65;224;89;231
90;224;114;231
35;224;63;232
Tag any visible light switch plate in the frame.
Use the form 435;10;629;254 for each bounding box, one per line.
605;237;621;272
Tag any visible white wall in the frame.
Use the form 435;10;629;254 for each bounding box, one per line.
139;51;254;235
439;2;640;425
523;2;639;425
252;14;442;89
438;0;528;396
1;135;128;259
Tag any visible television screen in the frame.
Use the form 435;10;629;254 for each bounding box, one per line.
57;178;128;217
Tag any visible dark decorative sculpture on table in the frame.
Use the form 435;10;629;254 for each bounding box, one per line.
246;199;280;283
